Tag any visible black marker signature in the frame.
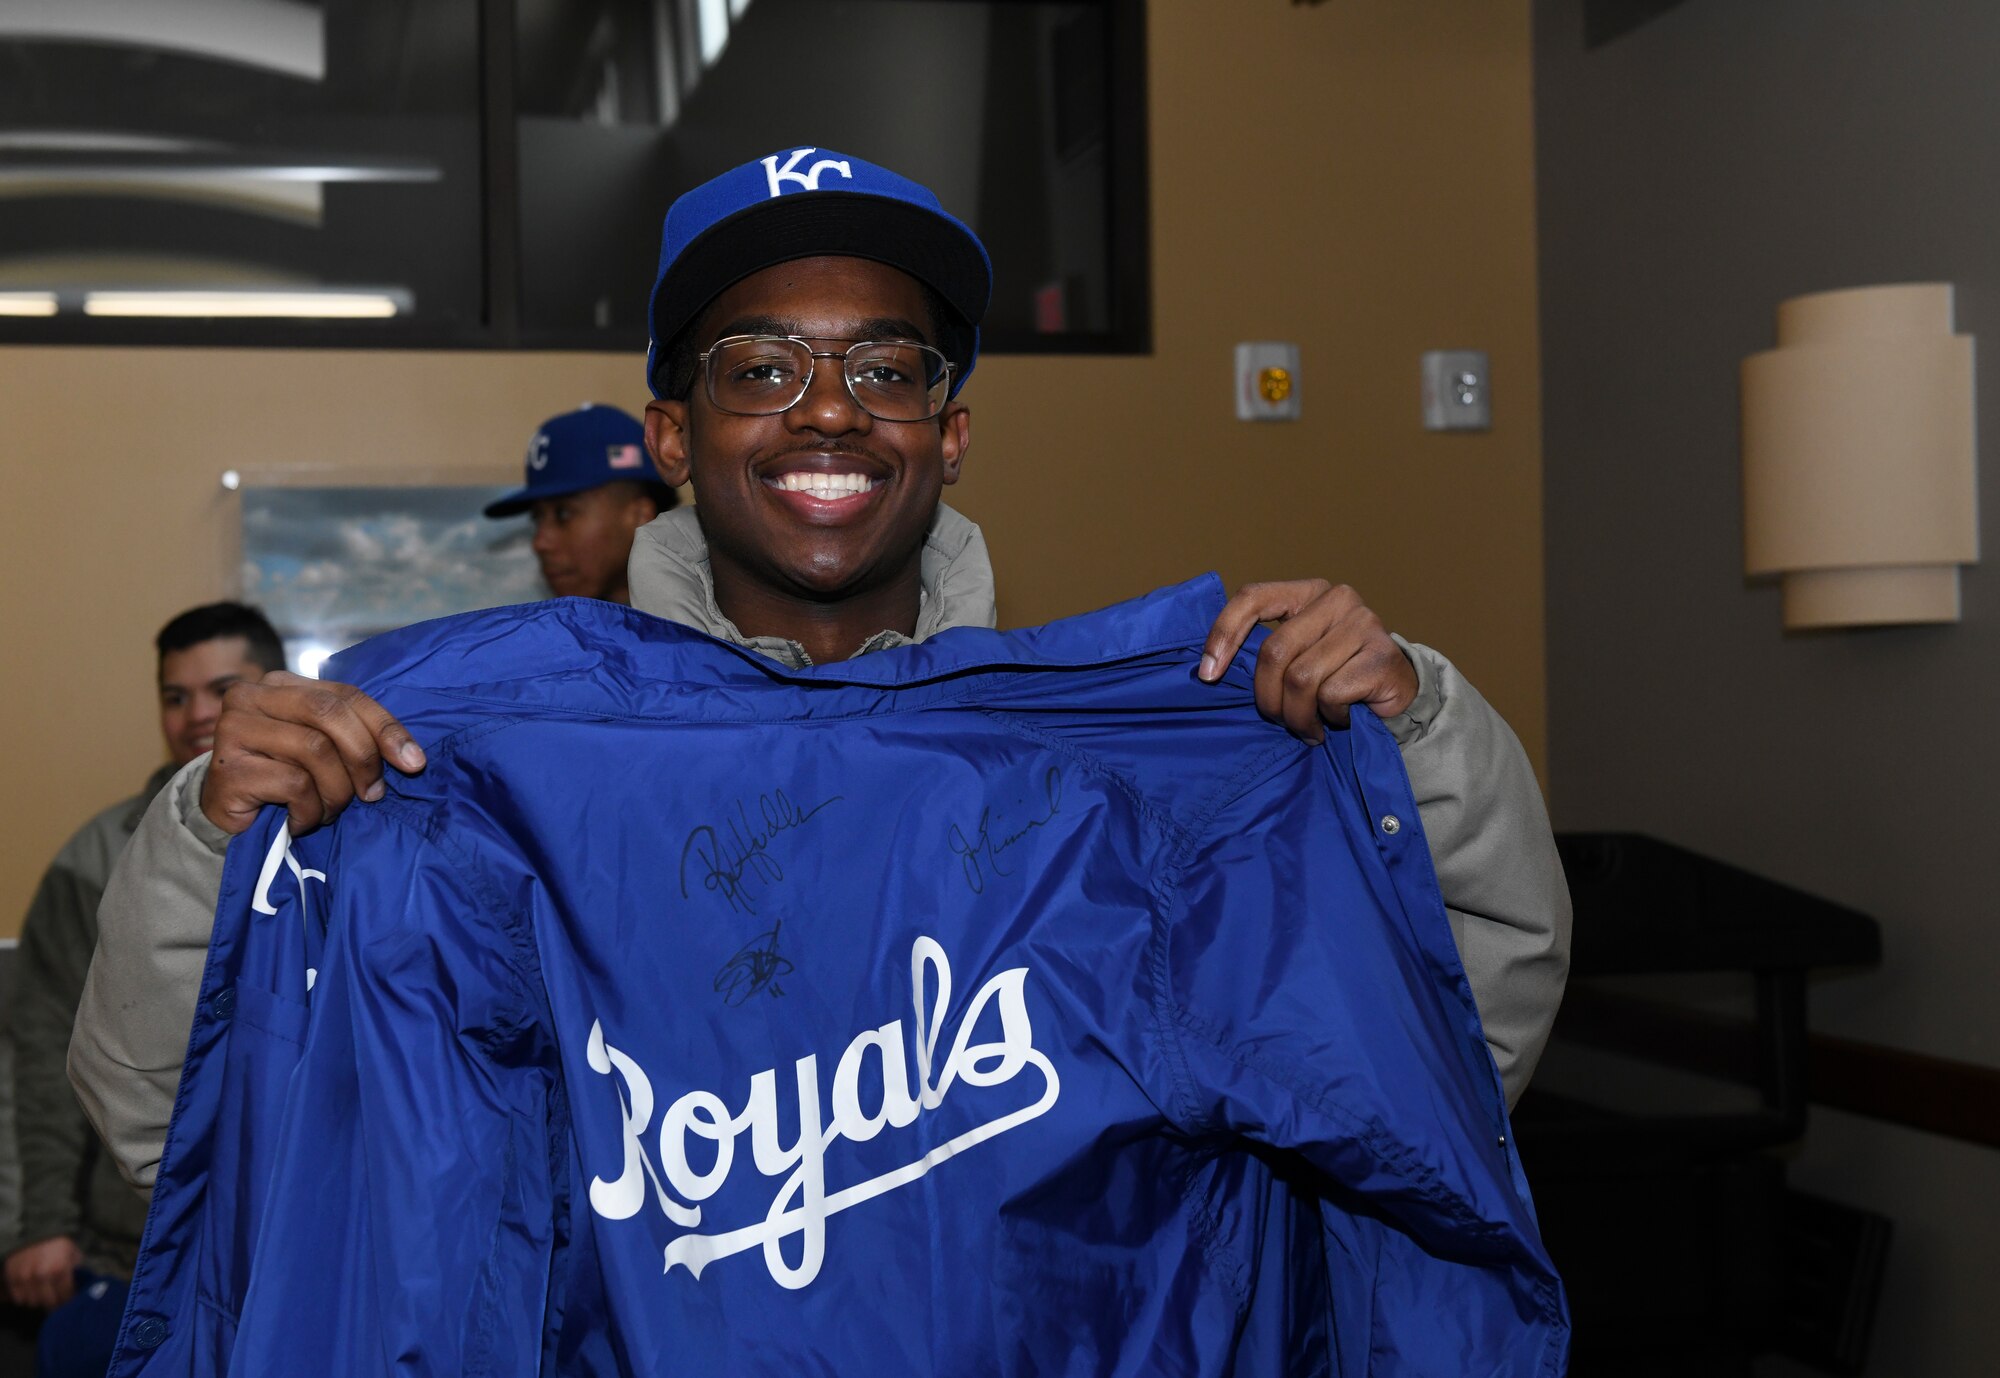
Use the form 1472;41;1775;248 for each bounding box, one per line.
714;920;793;1006
946;767;1064;895
679;789;843;915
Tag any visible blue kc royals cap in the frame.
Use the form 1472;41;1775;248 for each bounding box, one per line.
645;147;993;401
483;404;653;518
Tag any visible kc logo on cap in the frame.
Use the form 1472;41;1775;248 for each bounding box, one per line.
760;147;854;198
647;147;992;403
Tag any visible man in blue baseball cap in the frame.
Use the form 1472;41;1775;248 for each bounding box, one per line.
76;148;1567;1240
483;404;679;605
629;146;993;665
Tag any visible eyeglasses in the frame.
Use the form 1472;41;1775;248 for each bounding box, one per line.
697;335;954;423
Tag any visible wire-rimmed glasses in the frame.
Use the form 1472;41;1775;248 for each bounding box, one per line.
698;335;954;423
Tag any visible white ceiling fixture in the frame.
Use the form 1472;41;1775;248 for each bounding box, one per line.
83;289;405;318
0;0;326;82
0;134;441;224
0;131;216;155
0;292;58;317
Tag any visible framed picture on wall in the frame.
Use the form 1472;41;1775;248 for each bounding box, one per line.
239;484;542;676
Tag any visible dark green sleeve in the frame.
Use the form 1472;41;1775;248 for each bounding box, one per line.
8;861;99;1247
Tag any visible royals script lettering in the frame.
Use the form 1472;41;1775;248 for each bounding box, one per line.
584;935;1061;1290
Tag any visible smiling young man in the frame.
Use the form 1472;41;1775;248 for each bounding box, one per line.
483;403;679;604
643;255;967;667
72;149;1567;1227
7;602;280;1377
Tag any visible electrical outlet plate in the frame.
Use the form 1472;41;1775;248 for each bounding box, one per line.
1421;350;1492;431
1235;342;1302;421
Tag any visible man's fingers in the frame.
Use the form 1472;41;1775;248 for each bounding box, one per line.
1273;632;1371;742
1311;655;1400;733
297;673;425;775
1200;594;1269;681
1207;579;1416;741
217;716;357;817
1201;579;1332;681
1251;587;1354;724
207;753;330;837
1343;638;1421;719
6;1239;82;1311
1298;632;1419;737
238;676;397;795
356;697;427;775
17;1265;60;1311
201;676;424;836
236;674;423;786
1248;586;1416;742
4;1255;35;1306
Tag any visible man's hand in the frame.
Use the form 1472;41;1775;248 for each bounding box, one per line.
201;672;427;836
1199;580;1418;744
5;1235;82;1310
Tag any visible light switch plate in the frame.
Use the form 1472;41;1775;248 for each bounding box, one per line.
1421;350;1492;430
1236;342;1302;421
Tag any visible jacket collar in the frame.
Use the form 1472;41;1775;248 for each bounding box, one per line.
625;503;998;667
329;576;1234;726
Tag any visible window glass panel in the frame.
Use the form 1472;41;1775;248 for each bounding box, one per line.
0;0;483;330
0;1;1143;350
514;0;1124;348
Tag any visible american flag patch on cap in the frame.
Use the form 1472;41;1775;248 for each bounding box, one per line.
608;443;644;469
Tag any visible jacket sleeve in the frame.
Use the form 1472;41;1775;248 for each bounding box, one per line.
68;757;227;1191
9;857;100;1246
109;798;560;1378
1385;637;1570;1104
218;805;559;1377
1160;728;1568;1376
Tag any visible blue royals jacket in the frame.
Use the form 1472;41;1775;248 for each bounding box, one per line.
112;577;1567;1377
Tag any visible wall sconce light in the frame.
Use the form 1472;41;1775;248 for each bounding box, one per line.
1741;283;1977;629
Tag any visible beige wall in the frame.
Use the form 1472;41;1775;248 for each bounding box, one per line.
0;0;1544;937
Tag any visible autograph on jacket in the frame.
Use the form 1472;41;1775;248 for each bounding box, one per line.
714;921;794;1006
946;767;1064;895
679;789;842;916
